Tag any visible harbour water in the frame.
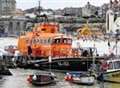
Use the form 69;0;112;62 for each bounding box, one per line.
0;37;120;88
0;69;120;88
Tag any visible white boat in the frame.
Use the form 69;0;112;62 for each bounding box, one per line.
64;71;95;85
106;57;120;73
97;56;120;83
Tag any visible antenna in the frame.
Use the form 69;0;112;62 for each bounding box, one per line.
5;0;8;16
38;0;41;15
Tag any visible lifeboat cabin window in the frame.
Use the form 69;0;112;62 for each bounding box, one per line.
40;39;42;44
32;38;39;44
53;38;72;44
63;38;72;44
48;38;52;44
32;39;36;44
32;38;52;45
36;39;39;44
68;39;72;44
63;39;67;43
56;39;60;43
41;29;46;32
53;39;60;44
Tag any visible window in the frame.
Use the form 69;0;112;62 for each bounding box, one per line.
56;39;60;43
68;39;72;44
32;39;36;44
36;39;39;44
63;39;67;43
44;39;46;44
114;61;120;69
108;62;114;69
41;39;43;44
41;29;46;31
48;38;51;44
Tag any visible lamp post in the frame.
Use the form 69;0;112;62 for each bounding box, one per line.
115;29;119;56
5;0;8;16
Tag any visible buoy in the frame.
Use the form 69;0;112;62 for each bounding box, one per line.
32;75;37;80
27;75;32;83
64;76;69;81
64;75;73;81
68;75;73;81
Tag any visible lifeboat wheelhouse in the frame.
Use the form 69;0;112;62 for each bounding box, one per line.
51;36;72;58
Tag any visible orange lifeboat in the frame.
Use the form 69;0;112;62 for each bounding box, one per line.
18;22;73;59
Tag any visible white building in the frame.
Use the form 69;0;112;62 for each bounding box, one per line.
106;9;120;34
113;17;120;33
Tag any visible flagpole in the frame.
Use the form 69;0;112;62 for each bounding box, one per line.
49;56;52;73
48;49;52;73
116;40;118;56
115;30;119;56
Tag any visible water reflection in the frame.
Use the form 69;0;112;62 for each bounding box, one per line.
0;69;120;88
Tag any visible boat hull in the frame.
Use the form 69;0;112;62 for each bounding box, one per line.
31;80;55;86
65;71;95;85
104;70;120;83
26;57;102;71
27;72;56;86
72;76;95;85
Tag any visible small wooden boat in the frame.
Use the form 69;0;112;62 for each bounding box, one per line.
64;71;95;85
27;72;57;86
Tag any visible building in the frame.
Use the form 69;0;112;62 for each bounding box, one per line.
99;4;109;18
0;16;28;36
54;9;64;15
113;17;120;33
82;2;98;17
99;0;120;18
0;0;16;16
63;7;82;17
106;8;120;34
15;9;25;16
110;0;120;16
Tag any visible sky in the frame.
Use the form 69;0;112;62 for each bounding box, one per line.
16;0;110;10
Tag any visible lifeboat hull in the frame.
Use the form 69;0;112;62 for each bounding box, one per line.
20;57;103;71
